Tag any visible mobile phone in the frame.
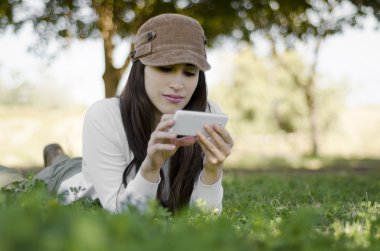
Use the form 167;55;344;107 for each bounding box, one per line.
170;110;229;136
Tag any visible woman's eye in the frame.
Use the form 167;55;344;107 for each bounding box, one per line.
158;67;172;72
184;71;196;77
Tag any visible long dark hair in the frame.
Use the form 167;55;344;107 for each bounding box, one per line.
119;60;208;213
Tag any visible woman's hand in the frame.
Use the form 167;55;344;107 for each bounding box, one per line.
197;124;234;184
140;114;196;182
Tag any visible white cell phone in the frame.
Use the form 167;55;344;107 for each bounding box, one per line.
170;110;229;136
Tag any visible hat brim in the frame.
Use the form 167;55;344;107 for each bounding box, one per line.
139;49;211;71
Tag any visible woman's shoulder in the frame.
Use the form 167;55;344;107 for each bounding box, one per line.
206;100;224;114
87;97;119;112
84;97;121;122
86;97;119;114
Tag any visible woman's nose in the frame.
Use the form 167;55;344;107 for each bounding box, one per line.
169;73;184;90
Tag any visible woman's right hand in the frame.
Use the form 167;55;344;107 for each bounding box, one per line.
140;114;196;182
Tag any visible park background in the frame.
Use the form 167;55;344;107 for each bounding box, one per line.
1;1;380;250
0;0;379;170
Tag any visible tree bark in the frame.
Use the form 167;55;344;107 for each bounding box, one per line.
270;37;322;156
304;40;321;156
304;85;319;156
95;2;133;98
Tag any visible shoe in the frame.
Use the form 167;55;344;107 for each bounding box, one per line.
43;143;65;167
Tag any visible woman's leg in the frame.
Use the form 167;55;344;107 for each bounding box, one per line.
0;165;25;187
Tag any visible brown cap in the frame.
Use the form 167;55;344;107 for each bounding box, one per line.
131;14;211;71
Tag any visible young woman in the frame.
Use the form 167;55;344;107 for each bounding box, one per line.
36;13;234;214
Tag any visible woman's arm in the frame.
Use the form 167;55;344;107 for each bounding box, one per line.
190;101;233;214
82;100;196;212
190;170;223;213
82;99;159;212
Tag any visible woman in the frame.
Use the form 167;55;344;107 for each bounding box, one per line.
37;13;234;214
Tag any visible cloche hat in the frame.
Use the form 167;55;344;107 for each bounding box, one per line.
131;13;210;71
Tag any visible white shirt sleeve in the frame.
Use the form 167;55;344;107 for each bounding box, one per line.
82;99;158;213
190;171;223;214
188;100;225;214
118;170;160;212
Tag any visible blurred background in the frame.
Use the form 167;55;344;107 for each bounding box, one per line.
0;0;379;171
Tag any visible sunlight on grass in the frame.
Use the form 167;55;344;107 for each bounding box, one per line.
0;106;86;168
1;105;380;170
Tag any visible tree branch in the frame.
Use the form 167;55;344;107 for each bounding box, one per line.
268;35;305;88
306;38;322;88
119;43;134;74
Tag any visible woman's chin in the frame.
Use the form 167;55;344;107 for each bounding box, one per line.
159;105;186;115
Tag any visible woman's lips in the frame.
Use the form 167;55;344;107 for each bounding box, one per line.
163;94;184;104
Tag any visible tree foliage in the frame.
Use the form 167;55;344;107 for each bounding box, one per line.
209;47;344;139
1;0;378;97
1;1;378;41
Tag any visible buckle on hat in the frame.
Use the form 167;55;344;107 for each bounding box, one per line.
132;31;155;60
135;31;156;47
147;31;154;41
133;43;152;60
130;49;136;59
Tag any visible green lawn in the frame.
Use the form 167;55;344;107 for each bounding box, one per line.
1;169;380;251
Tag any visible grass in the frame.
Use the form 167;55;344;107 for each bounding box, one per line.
1;104;380;250
224;155;380;171
1;169;380;251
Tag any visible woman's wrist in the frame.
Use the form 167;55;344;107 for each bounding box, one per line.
140;159;161;183
201;165;222;185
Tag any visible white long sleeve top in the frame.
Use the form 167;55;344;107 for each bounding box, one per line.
58;97;224;213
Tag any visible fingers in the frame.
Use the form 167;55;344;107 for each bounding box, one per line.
197;132;228;165
147;143;176;153
204;124;233;156
149;131;177;144
144;114;179;171
160;114;174;121
197;134;222;165
196;124;234;165
213;124;234;147
172;136;197;147
149;114;198;154
156;119;175;132
155;114;175;132
203;125;228;156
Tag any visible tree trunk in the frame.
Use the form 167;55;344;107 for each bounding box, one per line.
95;2;132;98
304;85;319;156
304;40;322;156
269;36;322;156
102;43;132;98
103;65;122;98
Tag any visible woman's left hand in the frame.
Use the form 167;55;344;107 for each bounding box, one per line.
197;124;234;183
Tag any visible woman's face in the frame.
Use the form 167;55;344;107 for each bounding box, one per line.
144;63;199;118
